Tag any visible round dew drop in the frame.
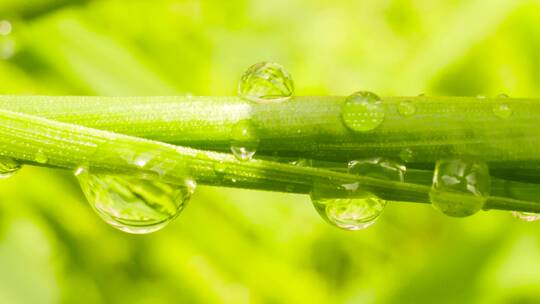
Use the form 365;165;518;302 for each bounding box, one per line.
238;62;294;103
341;91;385;132
76;167;195;234
397;100;416;117
430;159;491;217
310;157;405;231
311;194;386;231
399;148;414;163
0;156;22;179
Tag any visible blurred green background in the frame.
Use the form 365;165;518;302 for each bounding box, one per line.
1;0;540;303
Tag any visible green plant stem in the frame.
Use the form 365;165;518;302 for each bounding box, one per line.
0;108;539;213
0;95;538;177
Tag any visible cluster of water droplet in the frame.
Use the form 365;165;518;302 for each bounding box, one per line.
0;61;535;233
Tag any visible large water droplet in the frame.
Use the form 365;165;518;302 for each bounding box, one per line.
311;193;385;231
238;62;294;103
493;103;512;119
0;156;21;179
430;159;491;217
76;167;195;234
512;212;540;222
397;100;416;117
310;157;404;230
230;120;259;161
341;91;385;132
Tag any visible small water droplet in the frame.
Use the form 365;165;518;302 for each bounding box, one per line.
0;156;21;179
493;103;512;119
289;158;313;167
77;168;195;234
214;161;227;175
34;150;48;164
399;148;414;163
430;159;491;217
397;100;416;117
230;120;259;161
476;95;486;99
341;91;385;132
238;62;294;103
512;212;540;222
497;93;509;98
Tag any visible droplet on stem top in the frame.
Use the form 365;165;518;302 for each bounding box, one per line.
512;212;540;222
238;62;294;103
430;158;491;217
76;167;195;234
341;91;385;132
230;120;259;161
0;156;22;179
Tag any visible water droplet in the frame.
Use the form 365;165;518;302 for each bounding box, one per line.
76;167;195;234
214;161;227;175
497;93;509;98
311;189;385;231
289;158;313;167
348;157;405;182
397;100;416;117
399;148;414;163
493;103;512;119
310;158;403;230
430;159;491;217
512;211;540;222
341;91;385;132
238;62;294;103
476;95;486;99
34;150;48;164
230;120;259;161
0;156;21;179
